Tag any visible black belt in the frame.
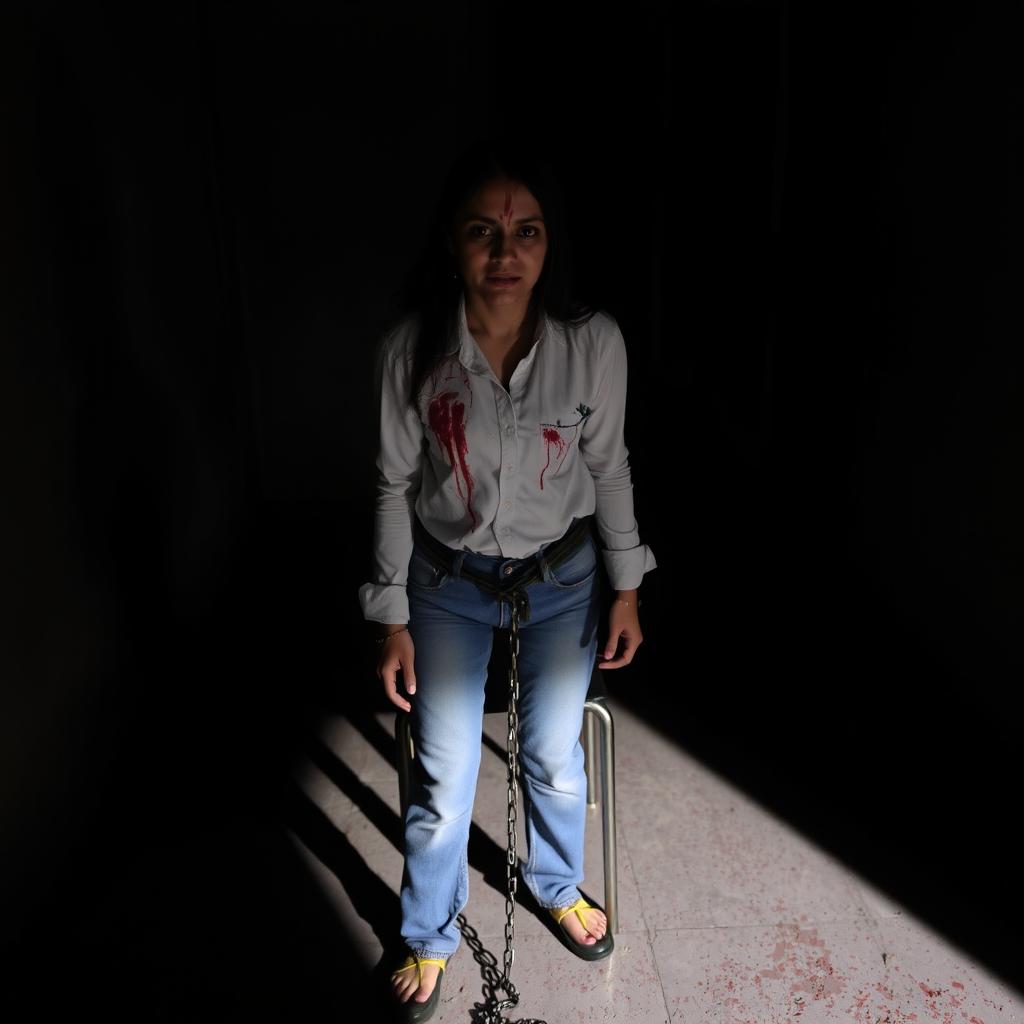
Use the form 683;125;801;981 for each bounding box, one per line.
412;514;595;624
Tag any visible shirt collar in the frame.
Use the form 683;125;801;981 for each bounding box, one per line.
451;291;557;375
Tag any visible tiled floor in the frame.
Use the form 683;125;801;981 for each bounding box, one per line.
287;698;1022;1023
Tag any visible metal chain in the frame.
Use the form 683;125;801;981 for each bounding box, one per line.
463;591;547;1024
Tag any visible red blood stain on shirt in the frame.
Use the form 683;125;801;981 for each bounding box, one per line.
540;426;569;490
428;391;478;527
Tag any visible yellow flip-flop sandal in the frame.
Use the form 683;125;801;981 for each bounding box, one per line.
390;952;446;1023
548;896;614;961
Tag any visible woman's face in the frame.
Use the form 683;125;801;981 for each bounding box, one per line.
448;178;548;308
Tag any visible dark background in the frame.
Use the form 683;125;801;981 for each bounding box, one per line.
3;0;1021;1016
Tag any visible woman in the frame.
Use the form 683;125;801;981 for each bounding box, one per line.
358;138;657;1022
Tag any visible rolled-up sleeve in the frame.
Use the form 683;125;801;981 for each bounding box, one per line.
357;331;424;624
579;321;658;591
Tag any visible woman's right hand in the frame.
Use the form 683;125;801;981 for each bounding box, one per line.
377;627;417;713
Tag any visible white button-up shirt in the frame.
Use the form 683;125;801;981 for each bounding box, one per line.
358;292;658;624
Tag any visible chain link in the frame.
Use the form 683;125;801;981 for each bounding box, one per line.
461;592;547;1024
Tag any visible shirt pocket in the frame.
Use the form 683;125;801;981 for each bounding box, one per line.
538;403;593;489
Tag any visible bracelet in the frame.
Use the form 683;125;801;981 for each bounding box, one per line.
614;598;641;607
376;626;409;644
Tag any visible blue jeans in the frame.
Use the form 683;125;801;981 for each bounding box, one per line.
401;520;602;962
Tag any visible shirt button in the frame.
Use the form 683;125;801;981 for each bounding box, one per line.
504;500;512;510
505;426;514;436
506;464;515;474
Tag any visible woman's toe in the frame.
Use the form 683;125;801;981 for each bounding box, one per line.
560;907;607;944
413;965;440;1002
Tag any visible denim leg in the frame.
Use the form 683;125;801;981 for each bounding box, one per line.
401;593;494;960
513;570;600;910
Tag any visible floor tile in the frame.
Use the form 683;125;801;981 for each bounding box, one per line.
300;697;1022;1023
653;918;887;1023
875;913;1021;1024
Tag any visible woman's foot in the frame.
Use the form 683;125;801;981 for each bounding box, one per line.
555;901;607;945
391;958;443;1006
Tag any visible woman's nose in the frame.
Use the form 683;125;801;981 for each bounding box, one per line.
491;233;517;258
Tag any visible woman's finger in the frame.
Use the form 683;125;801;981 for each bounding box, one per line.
380;657;412;712
597;633;624;668
598;629;642;668
600;630;621;662
390;677;412;712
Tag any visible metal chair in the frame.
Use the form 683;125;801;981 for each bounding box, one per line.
394;629;619;933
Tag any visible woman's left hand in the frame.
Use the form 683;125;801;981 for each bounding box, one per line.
597;597;643;669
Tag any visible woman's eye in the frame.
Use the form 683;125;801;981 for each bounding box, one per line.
467;225;541;240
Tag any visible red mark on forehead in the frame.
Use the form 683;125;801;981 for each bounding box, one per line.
502;192;514;226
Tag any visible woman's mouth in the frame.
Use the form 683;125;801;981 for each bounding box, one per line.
487;276;521;286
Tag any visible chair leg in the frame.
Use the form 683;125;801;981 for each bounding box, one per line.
585;700;618;934
584;708;597;807
395;713;412;824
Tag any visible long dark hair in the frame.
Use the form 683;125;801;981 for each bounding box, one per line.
384;137;598;411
